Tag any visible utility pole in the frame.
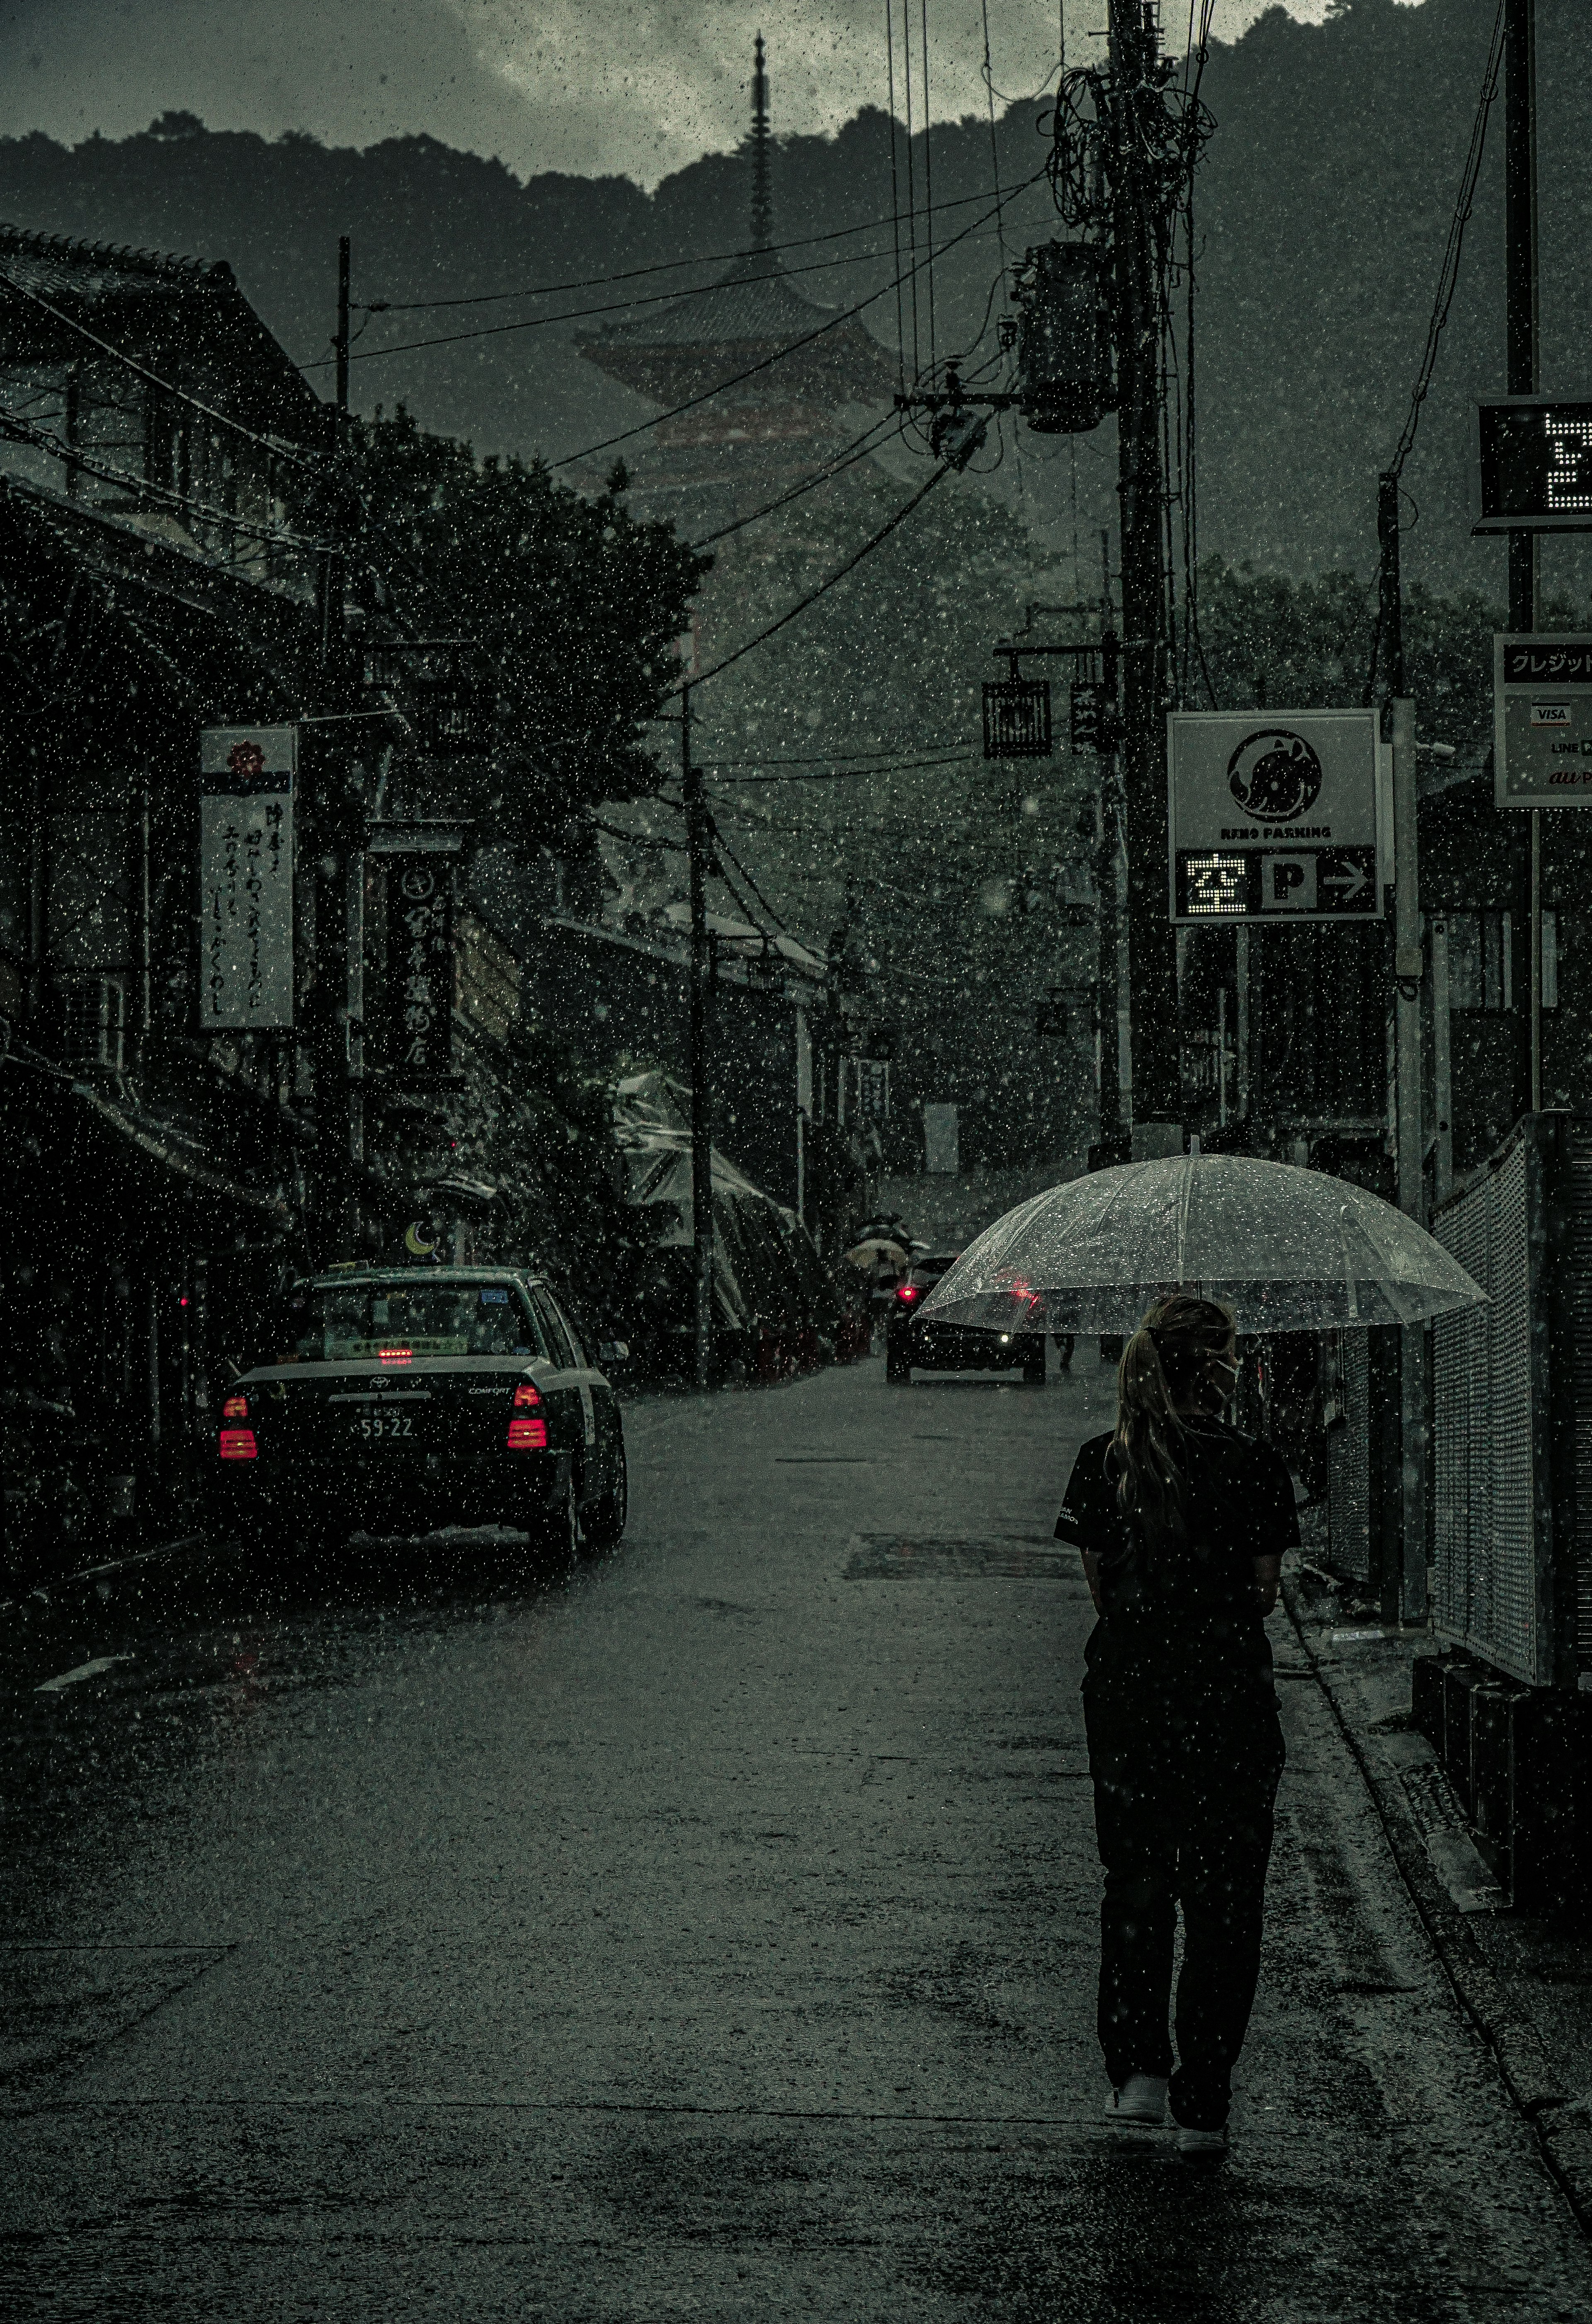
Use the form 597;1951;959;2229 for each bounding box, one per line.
1505;0;1541;1113
1107;0;1180;1146
682;681;715;1388
335;235;364;1256
1380;361;1428;1625
1095;585;1124;1156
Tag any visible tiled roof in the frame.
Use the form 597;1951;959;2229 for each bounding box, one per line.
0;223;325;444
594;251;844;350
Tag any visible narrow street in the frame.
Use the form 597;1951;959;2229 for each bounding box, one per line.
3;1360;1587;2321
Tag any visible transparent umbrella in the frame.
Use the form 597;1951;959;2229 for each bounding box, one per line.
919;1154;1485;1335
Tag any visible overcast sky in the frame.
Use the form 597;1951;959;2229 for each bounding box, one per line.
6;2;1343;187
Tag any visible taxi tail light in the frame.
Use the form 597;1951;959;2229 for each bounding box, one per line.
513;1384;542;1408
218;1427;258;1461
221;1392;250;1420
507;1414;548;1449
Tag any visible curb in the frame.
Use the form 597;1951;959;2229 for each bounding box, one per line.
0;1531;209;1636
1285;1582;1592;2235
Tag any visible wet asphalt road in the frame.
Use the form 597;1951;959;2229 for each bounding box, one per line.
3;1358;1590;2321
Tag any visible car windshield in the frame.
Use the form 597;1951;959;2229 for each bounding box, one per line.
276;1279;539;1362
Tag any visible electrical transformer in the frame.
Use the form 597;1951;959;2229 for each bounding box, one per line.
1013;241;1116;435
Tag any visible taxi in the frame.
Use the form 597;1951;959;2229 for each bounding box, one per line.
210;1266;627;1556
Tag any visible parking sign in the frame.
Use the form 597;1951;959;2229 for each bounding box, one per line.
1167;710;1383;923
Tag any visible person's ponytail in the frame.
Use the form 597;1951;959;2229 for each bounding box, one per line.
1113;1293;1236;1550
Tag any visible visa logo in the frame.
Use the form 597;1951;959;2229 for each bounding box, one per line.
1531;702;1573;727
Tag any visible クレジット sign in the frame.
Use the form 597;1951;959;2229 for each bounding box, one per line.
1493;635;1592;807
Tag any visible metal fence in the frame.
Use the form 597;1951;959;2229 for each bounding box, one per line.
1432;1115;1590;1687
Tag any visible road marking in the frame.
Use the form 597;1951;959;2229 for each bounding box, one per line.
35;1654;134;1694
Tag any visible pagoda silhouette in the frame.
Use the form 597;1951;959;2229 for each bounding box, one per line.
578;35;896;546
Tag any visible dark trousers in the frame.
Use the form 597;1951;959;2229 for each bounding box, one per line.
1084;1670;1283;2131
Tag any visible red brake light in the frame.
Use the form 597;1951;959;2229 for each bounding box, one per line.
513;1383;542;1408
222;1393;249;1420
378;1347;413;1364
506;1414;548;1450
218;1428;258;1461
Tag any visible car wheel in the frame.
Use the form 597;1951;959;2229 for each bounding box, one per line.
1023;1349;1047;1386
585;1439;628;1549
531;1466;582;1561
885;1344;910;1383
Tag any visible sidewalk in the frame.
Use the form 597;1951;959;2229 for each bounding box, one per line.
1285;1556;1592;2232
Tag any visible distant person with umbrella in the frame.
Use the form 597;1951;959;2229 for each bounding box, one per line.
1054;1291;1297;2159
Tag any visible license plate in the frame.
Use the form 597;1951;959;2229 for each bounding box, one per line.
354;1408;418;1444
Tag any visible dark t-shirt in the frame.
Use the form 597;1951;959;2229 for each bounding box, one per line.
1056;1420;1298;1683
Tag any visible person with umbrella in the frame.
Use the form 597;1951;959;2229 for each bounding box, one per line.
1054;1290;1296;2159
920;1147;1485;2153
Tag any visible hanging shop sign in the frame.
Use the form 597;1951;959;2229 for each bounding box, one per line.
378;850;457;1084
198;725;296;1030
1493;634;1592;807
1167;709;1383;924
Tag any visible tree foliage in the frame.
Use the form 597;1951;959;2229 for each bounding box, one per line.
346;405;709;840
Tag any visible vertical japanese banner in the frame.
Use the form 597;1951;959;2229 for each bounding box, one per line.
383;854;456;1083
199;726;297;1029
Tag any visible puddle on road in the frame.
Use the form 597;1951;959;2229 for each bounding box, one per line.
846;1534;1084;1582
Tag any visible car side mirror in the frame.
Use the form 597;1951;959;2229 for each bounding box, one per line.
599;1341;629;1364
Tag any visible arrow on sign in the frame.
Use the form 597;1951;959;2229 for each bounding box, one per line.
1321;864;1370;903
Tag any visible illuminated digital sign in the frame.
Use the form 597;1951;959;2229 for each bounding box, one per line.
1473;398;1592;533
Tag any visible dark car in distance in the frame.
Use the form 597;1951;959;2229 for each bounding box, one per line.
210;1266;627;1556
884;1252;1046;1385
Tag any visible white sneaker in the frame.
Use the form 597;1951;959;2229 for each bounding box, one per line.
1103;2073;1169;2126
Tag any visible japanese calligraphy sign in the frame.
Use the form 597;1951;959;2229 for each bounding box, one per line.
1494;635;1592;807
1167;710;1383;922
199;726;296;1029
382;854;456;1083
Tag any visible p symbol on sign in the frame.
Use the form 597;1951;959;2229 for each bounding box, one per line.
1260;854;1317;913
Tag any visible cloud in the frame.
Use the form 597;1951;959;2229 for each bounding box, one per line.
0;0;1337;187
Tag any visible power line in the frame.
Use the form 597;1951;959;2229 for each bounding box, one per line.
688;461;950;689
1388;0;1506;480
709;822;794;936
885;2;908;397
706;753;977;783
321;235;1007;375
1363;0;1505;704
0;269;324;475
695;742;966;763
355;184;1034;316
920;0;937;382
0;401;330;552
689;414;904;549
549;170;1046;478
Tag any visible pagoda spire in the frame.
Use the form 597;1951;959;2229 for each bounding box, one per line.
749;33;773;254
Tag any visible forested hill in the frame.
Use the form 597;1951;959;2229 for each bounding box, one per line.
0;0;1584;595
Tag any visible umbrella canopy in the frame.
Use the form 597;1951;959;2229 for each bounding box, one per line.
920;1154;1486;1334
